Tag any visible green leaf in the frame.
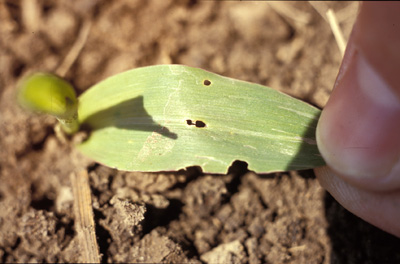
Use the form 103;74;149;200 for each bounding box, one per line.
18;72;79;134
18;73;77;118
77;65;325;173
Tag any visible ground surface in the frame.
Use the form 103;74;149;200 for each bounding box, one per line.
1;1;400;263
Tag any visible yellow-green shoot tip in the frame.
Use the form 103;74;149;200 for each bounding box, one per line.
18;72;79;134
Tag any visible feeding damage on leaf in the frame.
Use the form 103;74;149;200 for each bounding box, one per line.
76;65;325;173
203;79;212;86
186;119;206;128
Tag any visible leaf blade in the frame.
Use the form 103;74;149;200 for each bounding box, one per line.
77;65;324;173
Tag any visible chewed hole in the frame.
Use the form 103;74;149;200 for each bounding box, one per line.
203;79;211;86
195;120;206;128
186;119;206;128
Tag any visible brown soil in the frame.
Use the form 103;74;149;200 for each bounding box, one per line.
1;1;400;263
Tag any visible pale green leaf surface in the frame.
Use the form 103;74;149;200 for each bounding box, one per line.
77;65;325;173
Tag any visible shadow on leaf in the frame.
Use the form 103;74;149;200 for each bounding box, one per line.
80;96;177;140
286;111;325;171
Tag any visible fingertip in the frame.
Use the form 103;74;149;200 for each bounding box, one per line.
315;166;400;238
316;2;400;191
316;50;400;191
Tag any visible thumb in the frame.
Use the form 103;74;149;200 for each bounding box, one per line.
316;2;400;191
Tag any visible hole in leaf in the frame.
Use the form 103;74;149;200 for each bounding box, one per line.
227;160;249;175
186;119;206;128
195;120;206;128
203;79;211;86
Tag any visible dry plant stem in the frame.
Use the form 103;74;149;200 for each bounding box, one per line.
71;170;101;263
56;19;92;77
309;2;348;58
326;9;346;57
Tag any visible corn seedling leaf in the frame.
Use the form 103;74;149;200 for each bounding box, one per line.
18;73;79;133
77;65;325;173
18;73;77;118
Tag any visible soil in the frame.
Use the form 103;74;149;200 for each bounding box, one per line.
1;1;400;263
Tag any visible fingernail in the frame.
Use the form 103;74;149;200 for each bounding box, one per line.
317;51;400;182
